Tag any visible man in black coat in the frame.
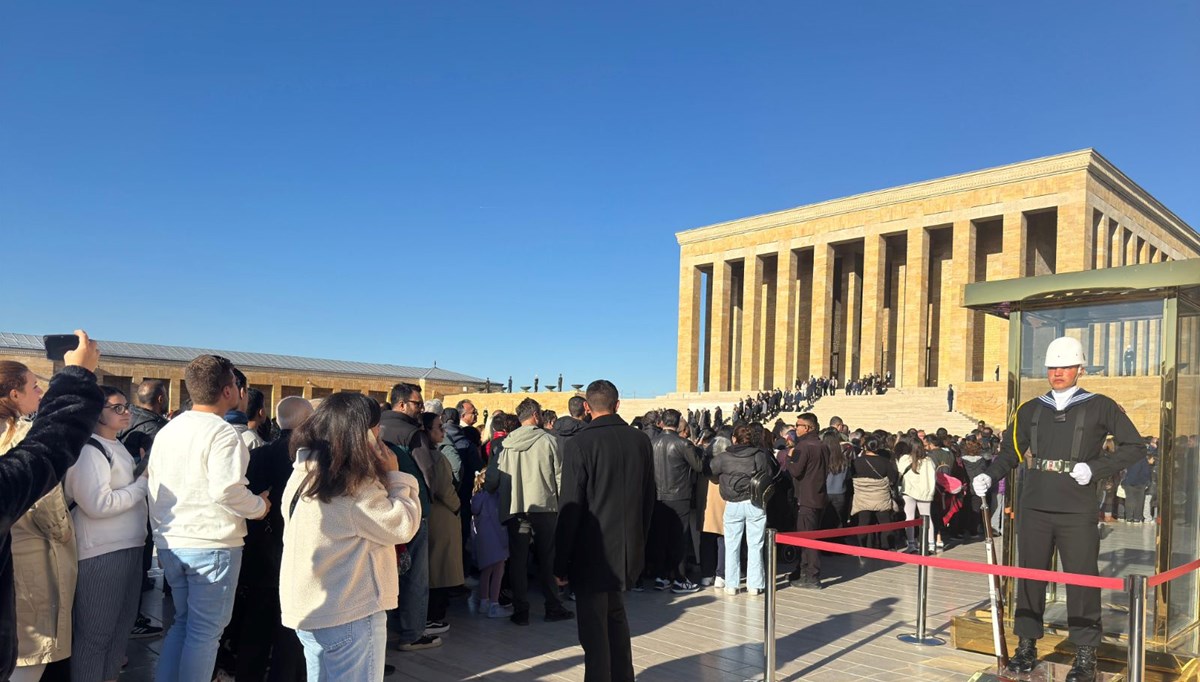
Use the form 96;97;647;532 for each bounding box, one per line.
554;380;654;682
785;412;827;588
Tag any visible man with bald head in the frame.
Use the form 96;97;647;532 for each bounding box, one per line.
228;395;314;679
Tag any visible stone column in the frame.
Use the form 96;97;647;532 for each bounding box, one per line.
1092;209;1109;269
676;260;702;392
1056;201;1090;273
809;242;834;378
739;254;763;391
946;219;977;384
845;252;862;380
1000;212;1027;375
772;247;797;389
860;234;885;378
271;381;283;413
902;227;930;387
709;258;732;392
168;378;183;411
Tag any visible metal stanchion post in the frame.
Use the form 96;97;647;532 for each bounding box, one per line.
1126;574;1147;682
764;529;777;682
898;516;945;646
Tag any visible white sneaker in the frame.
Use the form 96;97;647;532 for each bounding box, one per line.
749;588;764;596
477;598;491;615
714;577;726;589
700;577;714;587
487;602;514;619
723;587;740;596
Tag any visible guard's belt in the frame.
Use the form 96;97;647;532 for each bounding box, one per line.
1026;458;1075;474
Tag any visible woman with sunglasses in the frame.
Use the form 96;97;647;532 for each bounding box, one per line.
62;386;150;682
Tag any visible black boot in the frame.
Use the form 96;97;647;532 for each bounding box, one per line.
1064;645;1098;682
1005;637;1038;674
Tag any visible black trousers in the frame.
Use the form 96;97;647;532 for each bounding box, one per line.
791;506;821;581
662;498;694;579
1015;509;1102;646
1124;486;1147;522
428;586;451;621
506;513;563;615
575;590;634;682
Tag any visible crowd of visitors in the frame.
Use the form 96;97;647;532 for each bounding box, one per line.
0;334;1162;682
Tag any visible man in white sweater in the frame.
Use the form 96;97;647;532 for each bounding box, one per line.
148;355;270;682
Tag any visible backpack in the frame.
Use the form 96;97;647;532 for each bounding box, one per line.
750;450;785;510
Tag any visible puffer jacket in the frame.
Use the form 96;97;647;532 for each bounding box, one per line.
652;430;703;502
710;444;772;503
897;453;936;502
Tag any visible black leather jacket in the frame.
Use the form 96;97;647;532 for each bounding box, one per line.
652;430;703;502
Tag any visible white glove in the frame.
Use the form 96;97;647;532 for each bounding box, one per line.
1070;462;1093;486
972;473;991;498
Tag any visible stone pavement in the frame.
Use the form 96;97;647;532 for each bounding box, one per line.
121;539;1007;681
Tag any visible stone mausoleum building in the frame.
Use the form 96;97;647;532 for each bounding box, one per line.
675;149;1200;395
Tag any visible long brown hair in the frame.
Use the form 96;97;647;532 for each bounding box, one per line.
290;392;387;503
0;361;30;437
893;434;926;472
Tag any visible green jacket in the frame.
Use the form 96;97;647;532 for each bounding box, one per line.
484;425;561;521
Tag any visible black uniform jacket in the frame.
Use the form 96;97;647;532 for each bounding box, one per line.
554;414;655;595
985;389;1143;513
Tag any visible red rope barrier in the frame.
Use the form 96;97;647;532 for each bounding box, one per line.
786;518;921;540
1148;557;1200;588
775;532;1126;591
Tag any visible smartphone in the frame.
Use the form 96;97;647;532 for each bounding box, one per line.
44;334;80;361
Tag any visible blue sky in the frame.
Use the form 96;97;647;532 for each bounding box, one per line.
3;2;1197;397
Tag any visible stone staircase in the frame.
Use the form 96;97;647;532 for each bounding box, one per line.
622;387;985;435
780;387;984;434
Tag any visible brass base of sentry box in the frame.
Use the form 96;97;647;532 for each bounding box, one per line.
953;610;1195;681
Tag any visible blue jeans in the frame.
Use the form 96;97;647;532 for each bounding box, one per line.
156;547;244;682
391;519;429;643
724;501;766;591
297;611;387;681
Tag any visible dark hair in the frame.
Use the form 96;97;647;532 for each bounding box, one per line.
246;388;266;419
232;367;248;391
184;355;236;406
567;395;585;418
661;409;681;429
829;415;844;427
516;398;541;423
540;410;557;428
732;423;754;445
490;412;507;433
0;360;31;434
441;407;460;426
135;379;168;408
585;379;618;413
420;411;441;432
823;431;847;474
388;382;421;407
894;434;926;472
797;412;818;430
100;385;128;403
290;392;385;503
863;429;890;454
631;416;643;429
503;414;521;432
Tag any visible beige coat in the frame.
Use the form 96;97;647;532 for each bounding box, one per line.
428;454;464;589
0;420;77;666
703;479;726;535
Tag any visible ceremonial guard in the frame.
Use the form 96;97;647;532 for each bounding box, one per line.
972;336;1145;682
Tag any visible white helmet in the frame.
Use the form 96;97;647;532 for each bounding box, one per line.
1045;336;1086;367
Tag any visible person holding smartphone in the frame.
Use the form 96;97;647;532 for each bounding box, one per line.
63;385;149;682
0;330;103;682
280;392;422;680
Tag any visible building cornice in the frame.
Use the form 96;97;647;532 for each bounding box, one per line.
676;149;1195;248
1085;150;1200;254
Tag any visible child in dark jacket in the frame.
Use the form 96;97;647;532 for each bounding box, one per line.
470;470;510;618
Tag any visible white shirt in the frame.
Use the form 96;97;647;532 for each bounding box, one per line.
1051;385;1080;411
63;435;149;561
148;410;265;549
